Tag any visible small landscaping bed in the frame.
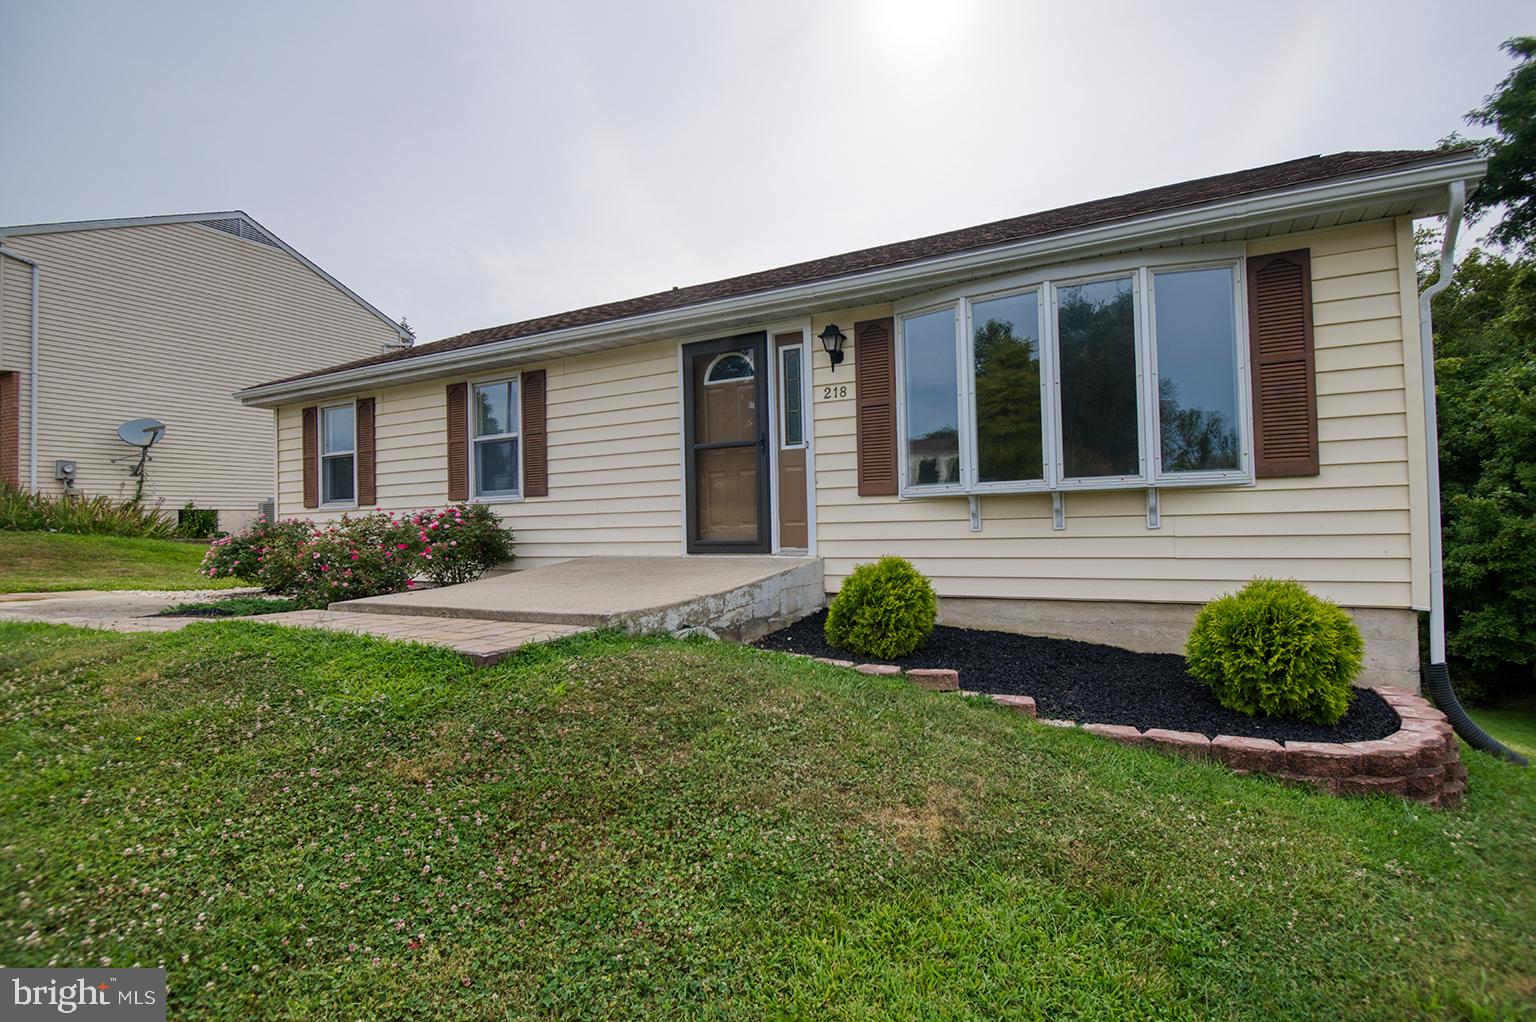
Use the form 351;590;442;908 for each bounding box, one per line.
754;609;1400;744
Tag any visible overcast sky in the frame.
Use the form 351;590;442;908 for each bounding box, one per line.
0;1;1528;343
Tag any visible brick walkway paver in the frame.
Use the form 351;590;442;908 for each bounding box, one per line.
259;610;588;664
0;591;586;665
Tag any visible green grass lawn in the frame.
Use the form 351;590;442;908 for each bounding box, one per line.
1469;703;1536;761
0;622;1532;1020
0;531;246;593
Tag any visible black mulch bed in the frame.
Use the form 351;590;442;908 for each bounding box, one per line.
753;609;1400;744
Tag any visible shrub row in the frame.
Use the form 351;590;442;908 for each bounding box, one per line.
202;504;513;608
0;483;175;537
822;555;1364;727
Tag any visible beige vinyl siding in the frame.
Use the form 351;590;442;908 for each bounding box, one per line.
0;222;397;516
276;340;684;568
811;219;1425;611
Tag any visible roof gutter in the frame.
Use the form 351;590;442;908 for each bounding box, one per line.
0;245;40;490
238;153;1486;407
1415;180;1526;765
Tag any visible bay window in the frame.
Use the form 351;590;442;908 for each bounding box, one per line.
896;253;1249;497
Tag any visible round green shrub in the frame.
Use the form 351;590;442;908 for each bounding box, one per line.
824;556;938;659
1184;578;1364;725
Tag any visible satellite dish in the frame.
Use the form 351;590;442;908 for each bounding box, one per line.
117;418;166;448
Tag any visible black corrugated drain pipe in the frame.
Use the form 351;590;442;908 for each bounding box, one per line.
1423;663;1528;765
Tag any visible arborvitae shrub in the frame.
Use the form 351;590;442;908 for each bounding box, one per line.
1185;578;1364;725
824;556;938;659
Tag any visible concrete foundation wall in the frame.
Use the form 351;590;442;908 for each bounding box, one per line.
934;596;1421;693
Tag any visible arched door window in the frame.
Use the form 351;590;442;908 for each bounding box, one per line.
703;351;754;385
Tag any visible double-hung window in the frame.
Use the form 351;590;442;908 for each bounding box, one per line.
472;378;521;498
896;253;1248;496
320;403;356;506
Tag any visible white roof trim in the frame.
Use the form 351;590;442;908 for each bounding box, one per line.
0;210;409;341
237;152;1487;407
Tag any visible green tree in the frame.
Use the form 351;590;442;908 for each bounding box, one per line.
1432;249;1536;697
1463;37;1536;249
1422;38;1536;699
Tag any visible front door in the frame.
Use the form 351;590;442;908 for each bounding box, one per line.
683;332;770;554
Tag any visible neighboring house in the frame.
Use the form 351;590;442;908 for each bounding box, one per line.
0;212;409;531
237;149;1484;689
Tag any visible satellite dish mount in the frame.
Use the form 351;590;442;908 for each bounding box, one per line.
113;418;166;502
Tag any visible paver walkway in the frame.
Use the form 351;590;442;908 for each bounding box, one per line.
0;589;584;665
258;610;586;665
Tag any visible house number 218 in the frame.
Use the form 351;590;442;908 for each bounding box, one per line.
821;384;848;400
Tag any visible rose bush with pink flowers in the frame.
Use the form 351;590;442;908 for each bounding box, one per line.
201;504;513;608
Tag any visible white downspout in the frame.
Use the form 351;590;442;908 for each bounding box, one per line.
0;246;40;490
1417;179;1464;667
1415;179;1526;764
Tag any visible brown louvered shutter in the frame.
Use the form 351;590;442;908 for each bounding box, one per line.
521;370;548;497
446;383;469;501
301;405;320;509
854;317;898;496
356;397;377;506
1247;250;1319;477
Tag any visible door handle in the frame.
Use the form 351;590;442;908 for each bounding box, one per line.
759;433;767;454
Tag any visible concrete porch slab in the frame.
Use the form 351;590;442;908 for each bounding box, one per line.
330;555;824;641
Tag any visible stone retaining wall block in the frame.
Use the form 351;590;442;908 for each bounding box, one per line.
1211;735;1286;772
989;694;1037;717
1142;729;1212;759
906;668;960;692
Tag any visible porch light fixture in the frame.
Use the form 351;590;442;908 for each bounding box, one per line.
817;323;848;371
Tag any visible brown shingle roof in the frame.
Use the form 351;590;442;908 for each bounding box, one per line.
258;148;1466;389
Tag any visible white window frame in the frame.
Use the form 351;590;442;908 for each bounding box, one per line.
777;343;807;449
1145;260;1252;486
963;283;1052;494
892;245;1253;499
319;400;357;508
895;301;968;496
1049;268;1149;491
469;375;524;502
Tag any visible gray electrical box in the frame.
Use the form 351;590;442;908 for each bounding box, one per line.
53;460;77;482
